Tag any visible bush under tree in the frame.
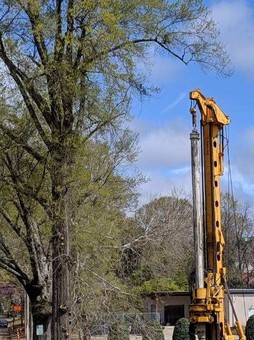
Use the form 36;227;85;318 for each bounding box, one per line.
173;318;194;340
142;319;164;340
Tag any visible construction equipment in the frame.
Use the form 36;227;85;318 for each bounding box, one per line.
189;89;245;340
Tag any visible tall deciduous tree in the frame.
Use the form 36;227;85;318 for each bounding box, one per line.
221;193;254;287
0;0;231;338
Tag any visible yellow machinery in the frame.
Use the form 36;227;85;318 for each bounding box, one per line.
189;90;245;340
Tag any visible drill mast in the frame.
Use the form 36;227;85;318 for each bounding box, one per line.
189;90;245;340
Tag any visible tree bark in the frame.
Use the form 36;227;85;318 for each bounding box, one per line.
51;145;71;339
51;218;70;339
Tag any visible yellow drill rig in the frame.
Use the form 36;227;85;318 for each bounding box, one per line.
189;89;245;340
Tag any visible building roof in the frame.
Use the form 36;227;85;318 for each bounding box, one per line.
144;289;254;298
144;291;190;298
228;289;254;295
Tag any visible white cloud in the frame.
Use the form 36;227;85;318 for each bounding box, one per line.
149;54;182;85
138;169;192;204
233;127;254;184
222;166;254;204
212;0;254;75
220;126;254;202
137;46;184;86
136;118;190;169
132;113;193;200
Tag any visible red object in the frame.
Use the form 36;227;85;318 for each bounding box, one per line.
13;305;22;312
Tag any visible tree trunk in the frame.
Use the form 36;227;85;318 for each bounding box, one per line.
25;282;52;340
51;218;70;339
51;145;71;339
29;299;52;340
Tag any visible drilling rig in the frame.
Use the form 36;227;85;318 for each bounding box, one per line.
189;90;245;340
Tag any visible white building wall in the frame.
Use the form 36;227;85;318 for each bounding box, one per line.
226;293;254;326
145;290;254;327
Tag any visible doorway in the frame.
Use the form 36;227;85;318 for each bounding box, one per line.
164;305;184;325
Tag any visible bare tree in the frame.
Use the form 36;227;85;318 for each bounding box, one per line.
117;194;194;293
222;193;254;287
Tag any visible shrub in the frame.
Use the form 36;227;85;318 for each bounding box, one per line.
142;319;164;340
173;318;191;340
108;320;129;340
246;315;254;340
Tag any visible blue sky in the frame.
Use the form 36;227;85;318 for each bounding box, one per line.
131;0;254;204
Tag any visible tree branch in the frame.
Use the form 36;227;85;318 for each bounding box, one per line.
17;0;48;65
3;154;49;212
85;37;188;66
0;206;26;243
66;0;74;63
0;238;29;285
54;0;64;62
0;34;53;138
0;123;46;164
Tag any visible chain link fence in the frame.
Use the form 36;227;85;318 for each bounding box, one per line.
83;312;160;336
